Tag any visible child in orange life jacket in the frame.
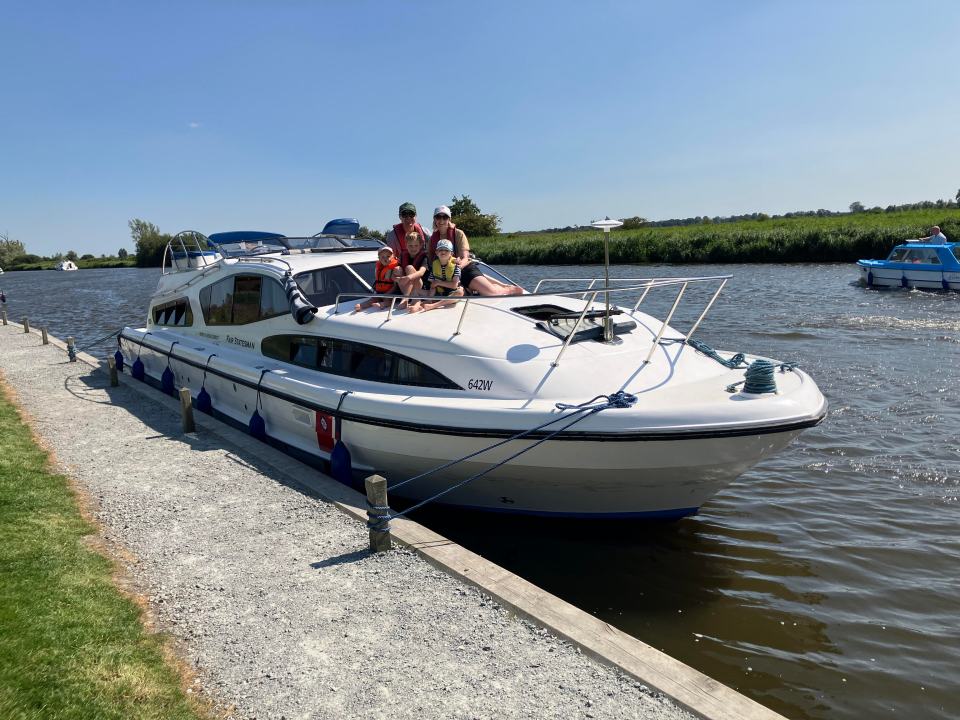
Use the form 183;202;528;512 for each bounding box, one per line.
354;246;400;312
395;231;429;312
416;239;464;312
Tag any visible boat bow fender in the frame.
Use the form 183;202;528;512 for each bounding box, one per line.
284;272;318;324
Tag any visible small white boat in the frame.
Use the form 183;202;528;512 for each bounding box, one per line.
56;260;79;271
118;227;827;519
857;240;960;290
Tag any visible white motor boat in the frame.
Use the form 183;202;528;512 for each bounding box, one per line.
118;227;827;519
56;260;79;271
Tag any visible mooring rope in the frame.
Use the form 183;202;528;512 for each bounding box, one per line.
76;327;123;353
685;338;748;369
367;391;638;531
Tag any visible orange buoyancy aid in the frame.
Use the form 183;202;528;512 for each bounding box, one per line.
430;258;459;296
393;222;428;259
374;258;399;293
429;224;457;259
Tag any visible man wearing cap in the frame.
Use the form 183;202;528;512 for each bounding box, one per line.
384;202;430;263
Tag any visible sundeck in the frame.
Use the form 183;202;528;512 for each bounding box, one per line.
118;226;827;519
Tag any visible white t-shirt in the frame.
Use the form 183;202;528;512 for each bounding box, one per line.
930;232;947;244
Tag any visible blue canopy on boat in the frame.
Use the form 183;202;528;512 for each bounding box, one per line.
320;218;360;237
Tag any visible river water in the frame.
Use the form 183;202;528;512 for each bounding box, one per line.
1;264;957;720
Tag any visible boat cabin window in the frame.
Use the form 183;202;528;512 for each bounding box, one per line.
294;263;375;307
906;248;941;264
261;334;461;389
199;273;288;326
888;248;909;262
152;298;193;327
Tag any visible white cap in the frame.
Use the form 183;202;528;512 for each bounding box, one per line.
434;205;452;218
436;239;454;252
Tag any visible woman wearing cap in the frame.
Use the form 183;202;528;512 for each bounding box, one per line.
386;202;430;260
430;206;523;296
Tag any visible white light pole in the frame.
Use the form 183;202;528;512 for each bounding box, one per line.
590;216;623;342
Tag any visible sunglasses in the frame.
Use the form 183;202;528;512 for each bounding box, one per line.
400;212;415;218
434;214;450;220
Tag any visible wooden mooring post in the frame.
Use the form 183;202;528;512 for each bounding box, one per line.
22;317;30;333
1;310;7;326
179;387;195;433
364;474;392;552
66;337;76;361
107;356;118;386
41;327;49;345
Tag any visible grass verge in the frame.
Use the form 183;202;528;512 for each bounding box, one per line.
0;380;207;720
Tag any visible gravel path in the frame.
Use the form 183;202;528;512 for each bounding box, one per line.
0;326;696;720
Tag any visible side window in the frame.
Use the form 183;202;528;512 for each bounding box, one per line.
260;277;288;319
200;276;234;325
294;264;373;307
905;249;940;264
200;274;287;325
152;298;193;327
951;249;960;264
261;335;460;389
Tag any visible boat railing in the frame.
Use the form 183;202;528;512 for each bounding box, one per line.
334;274;731;367
162;231;219;275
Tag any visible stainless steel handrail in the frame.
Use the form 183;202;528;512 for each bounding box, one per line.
333;274;731;366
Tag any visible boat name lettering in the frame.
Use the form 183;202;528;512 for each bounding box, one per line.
468;378;494;391
226;335;255;348
198;332;220;340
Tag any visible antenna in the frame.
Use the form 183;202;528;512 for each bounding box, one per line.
590;216;623;342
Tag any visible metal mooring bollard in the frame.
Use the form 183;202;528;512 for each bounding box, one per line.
41;327;49;345
22;317;30;333
66;337;76;362
179;387;195;433
107;356;119;386
365;474;392;552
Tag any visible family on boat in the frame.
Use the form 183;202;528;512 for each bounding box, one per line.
355;202;522;314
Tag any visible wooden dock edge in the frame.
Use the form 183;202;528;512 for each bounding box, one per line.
32;327;787;720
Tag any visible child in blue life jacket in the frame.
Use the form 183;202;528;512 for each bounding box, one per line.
354;246;400;312
415;239;464;312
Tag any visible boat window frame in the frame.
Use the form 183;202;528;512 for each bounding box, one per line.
199;272;289;326
293;263;375;308
261;333;462;390
151;298;194;327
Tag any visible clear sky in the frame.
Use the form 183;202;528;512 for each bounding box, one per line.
2;1;958;256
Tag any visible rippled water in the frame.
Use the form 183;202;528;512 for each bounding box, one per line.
1;264;957;720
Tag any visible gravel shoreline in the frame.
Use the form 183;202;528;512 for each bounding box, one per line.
0;326;695;720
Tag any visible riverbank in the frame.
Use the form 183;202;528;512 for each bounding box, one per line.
0;380;205;719
471;209;960;264
0;323;789;720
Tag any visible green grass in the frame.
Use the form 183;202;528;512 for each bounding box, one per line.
471;208;960;264
0;387;206;720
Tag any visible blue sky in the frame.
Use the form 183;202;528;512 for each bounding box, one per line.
2;1;958;256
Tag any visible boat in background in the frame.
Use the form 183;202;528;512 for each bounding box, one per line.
857;240;960;290
56;260;79;271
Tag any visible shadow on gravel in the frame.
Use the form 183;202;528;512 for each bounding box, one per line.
310;550;370;569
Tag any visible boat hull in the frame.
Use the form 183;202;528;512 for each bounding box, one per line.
119;331;822;519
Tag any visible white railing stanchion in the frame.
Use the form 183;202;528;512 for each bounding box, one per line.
643;282;689;365
454;298;470;336
631;280;655;312
552;291;600;368
685;278;728;343
386;297;397;322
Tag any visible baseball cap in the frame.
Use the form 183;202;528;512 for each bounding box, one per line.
436;239;454;252
398;202;416;216
433;205;451;218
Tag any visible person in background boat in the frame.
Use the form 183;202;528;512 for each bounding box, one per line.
416;239;463;312
395;230;429;311
385;202;430;260
354;246;400;312
917;226;948;244
430;206;523;297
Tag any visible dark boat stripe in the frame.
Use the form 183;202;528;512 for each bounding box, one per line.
122;331;827;442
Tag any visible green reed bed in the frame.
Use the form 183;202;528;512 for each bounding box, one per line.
0;389;204;720
471;209;960;265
